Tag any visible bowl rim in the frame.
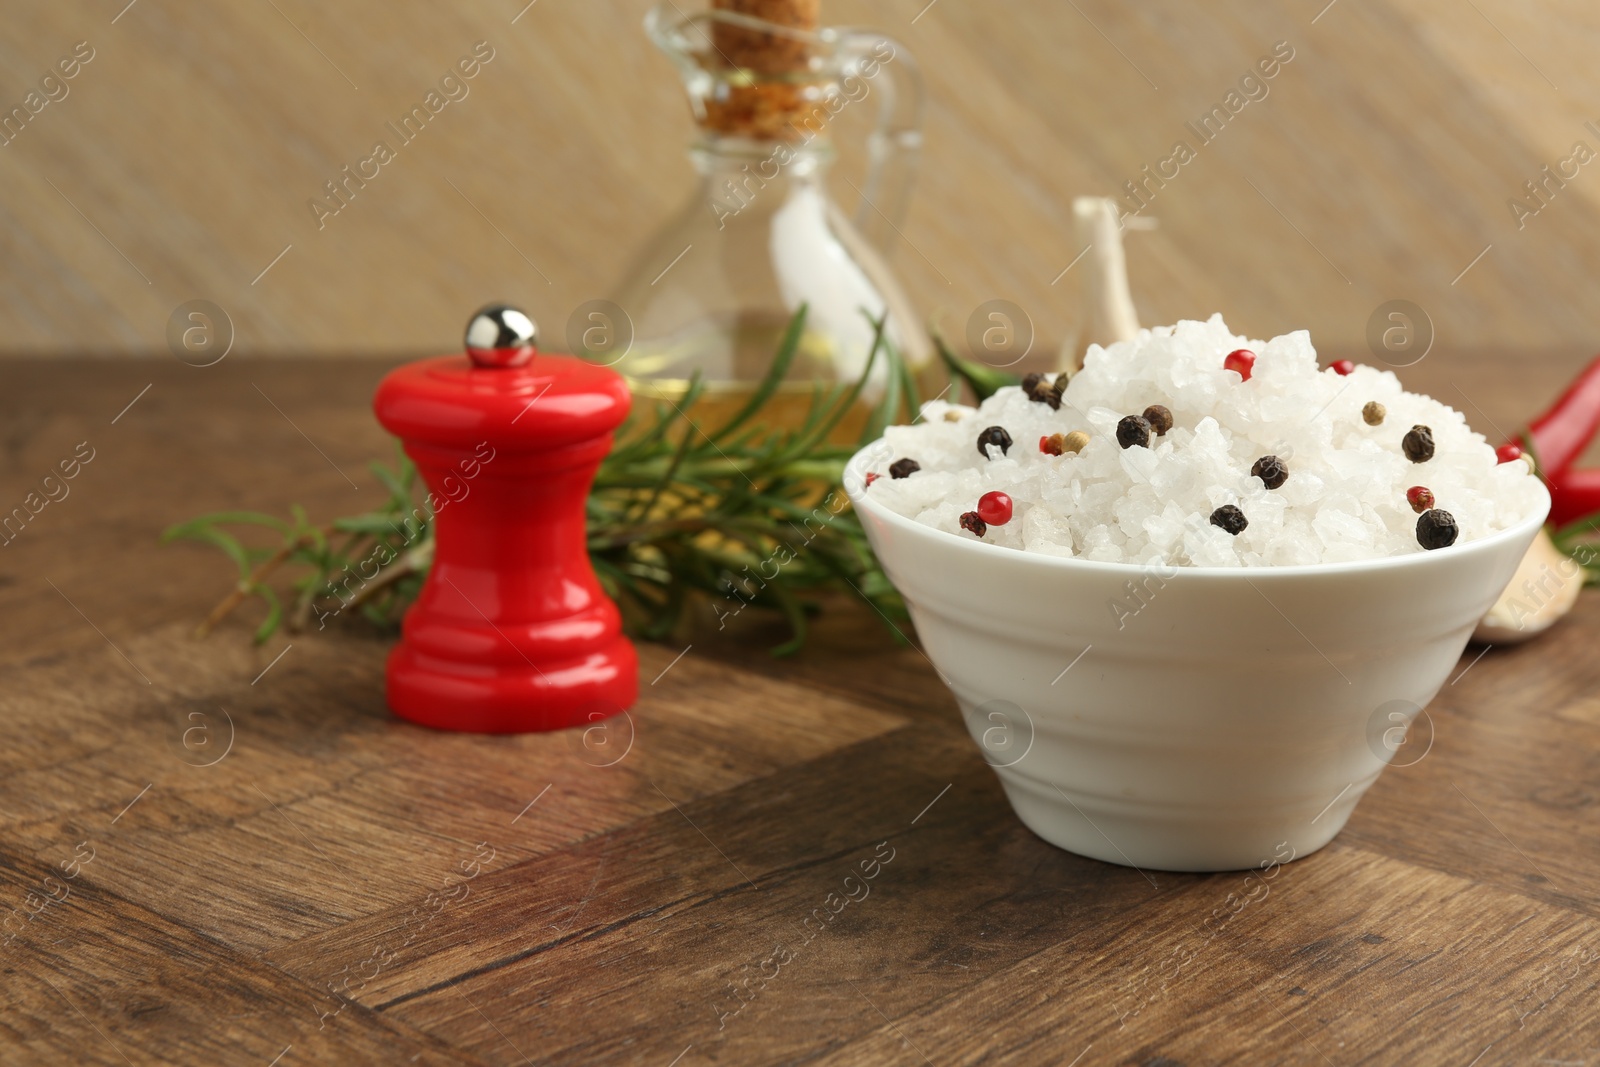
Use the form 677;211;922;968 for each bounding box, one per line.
845;440;1553;580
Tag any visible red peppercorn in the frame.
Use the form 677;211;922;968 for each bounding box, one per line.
1495;442;1523;464
865;472;879;487
1406;485;1435;513
977;491;1013;526
1224;349;1256;381
1331;359;1356;376
1039;435;1059;456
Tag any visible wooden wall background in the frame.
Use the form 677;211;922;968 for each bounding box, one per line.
3;0;1600;358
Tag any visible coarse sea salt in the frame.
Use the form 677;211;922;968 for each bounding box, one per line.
869;315;1544;567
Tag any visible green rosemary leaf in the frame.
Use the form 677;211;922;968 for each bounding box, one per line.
167;524;254;578
852;316;901;448
895;336;923;424
635;401;703;522
253;585;283;645
1552;513;1600;542
333;514;411;536
162;511;291;540
787;313;889;454
369;460;413;504
786;378;849;452
765;583;809;658
709;304;808;443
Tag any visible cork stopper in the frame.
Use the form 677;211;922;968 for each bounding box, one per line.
711;0;818;68
704;0;825;141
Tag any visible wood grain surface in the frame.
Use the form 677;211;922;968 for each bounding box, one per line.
4;1;1600;359
0;347;1597;1064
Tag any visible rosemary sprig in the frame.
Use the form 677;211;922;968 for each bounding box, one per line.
167;308;963;655
1551;513;1600;585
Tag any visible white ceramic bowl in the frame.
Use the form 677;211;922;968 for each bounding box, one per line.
846;445;1550;872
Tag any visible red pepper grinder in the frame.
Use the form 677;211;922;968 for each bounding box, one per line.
374;304;637;733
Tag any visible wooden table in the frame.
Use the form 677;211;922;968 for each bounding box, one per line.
2;353;1598;1065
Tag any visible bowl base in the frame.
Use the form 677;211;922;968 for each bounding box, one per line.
996;772;1361;873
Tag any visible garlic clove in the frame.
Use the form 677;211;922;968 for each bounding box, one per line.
1473;527;1583;644
1058;197;1142;374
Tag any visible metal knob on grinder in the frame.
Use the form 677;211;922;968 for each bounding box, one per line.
465;304;537;368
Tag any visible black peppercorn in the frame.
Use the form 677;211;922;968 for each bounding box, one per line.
1210;505;1248;536
1251;455;1289;490
959;511;988;537
1402;424;1435;463
1116;415;1152;449
888;458;920;479
1142;404;1174;436
977;425;1013;458
1021;372;1061;410
1416;508;1458;550
1048;373;1068;410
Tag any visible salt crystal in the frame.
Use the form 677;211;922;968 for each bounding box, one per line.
870;315;1543;566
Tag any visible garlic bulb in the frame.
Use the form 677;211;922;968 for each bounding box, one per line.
1474;528;1583;644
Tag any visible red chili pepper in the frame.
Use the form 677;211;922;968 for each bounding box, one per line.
1507;355;1600;531
1507;354;1600;475
1547;468;1600;529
